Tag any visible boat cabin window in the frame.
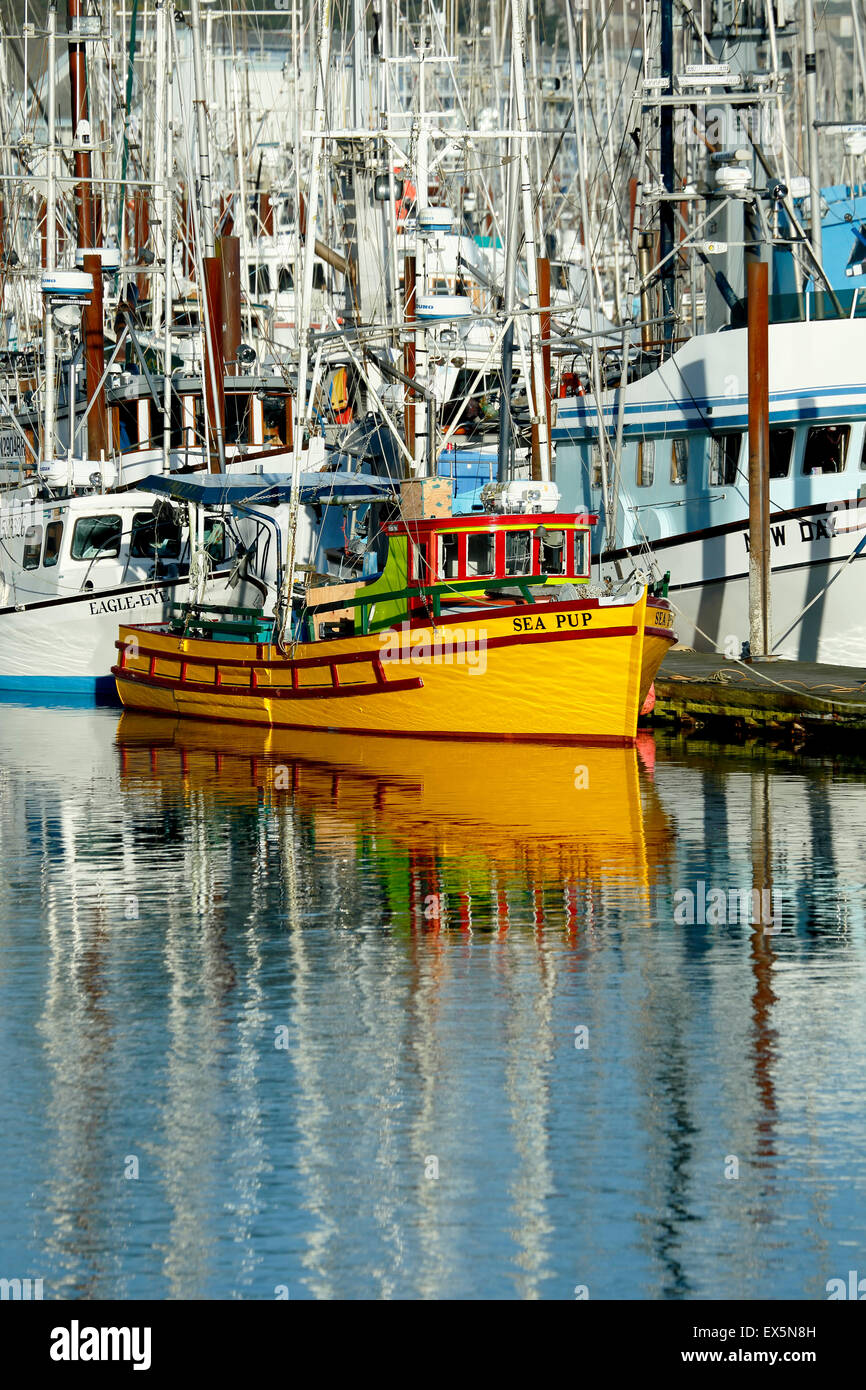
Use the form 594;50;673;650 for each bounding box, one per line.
552;262;570;291
466;532;495;577
312;264;326;291
574;530;588;577
538;528;567;575
117;399;140;451
225;395;250;446
150;397;186;449
71;514;122;561
22;524;42;570
262;395;291;446
803;425;849;475
505;530;532;576
636;440;655;487
278;265;294;292
670;439;688;485
43;520;63;568
248;265;271;296
131;511;182;560
440;532;460;579
769;428;794;478
709;434;741;486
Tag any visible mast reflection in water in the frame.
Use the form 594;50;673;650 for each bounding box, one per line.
0;703;864;1299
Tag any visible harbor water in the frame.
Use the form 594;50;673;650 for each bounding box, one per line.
1;701;864;1300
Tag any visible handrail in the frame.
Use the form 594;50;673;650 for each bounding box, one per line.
307;572;584;634
170;600;266;620
167;573;589;645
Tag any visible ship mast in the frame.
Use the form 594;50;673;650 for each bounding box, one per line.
189;0;226;471
802;0;824;282
67;0;108;464
43;3;58;470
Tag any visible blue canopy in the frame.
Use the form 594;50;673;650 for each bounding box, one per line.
137;470;397;508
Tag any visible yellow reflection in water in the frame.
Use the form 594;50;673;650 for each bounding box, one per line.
116;714;673;934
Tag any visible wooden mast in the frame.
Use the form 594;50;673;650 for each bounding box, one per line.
67;0;108;463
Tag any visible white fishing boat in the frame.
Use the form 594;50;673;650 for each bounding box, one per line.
0;487;233;696
554;306;866;664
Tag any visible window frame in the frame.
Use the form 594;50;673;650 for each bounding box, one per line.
504;529;532;577
43;519;63;568
709;433;742;486
465;530;496;579
70;514;124;562
22;523;42;570
769;427;795;479
802;424;850;476
636;439;655;488
439;532;461;580
670;438;688;485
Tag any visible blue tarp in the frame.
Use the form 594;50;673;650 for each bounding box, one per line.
136;471;397;507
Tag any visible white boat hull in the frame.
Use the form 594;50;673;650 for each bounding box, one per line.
0;573;232;697
600;499;866;664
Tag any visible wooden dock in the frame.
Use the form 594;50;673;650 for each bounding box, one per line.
650;650;866;740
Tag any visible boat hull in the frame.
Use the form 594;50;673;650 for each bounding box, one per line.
603;505;866;664
0;573;232;698
114;590;675;744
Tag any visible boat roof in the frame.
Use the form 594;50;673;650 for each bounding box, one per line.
136;471;398;507
387;512;598;536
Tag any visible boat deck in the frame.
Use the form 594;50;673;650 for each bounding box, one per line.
652;650;866;740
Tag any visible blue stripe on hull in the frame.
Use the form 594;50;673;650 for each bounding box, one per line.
0;674;119;705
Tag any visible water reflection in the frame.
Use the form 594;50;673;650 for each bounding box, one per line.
0;706;864;1299
113;717;671;1299
114;716;672;934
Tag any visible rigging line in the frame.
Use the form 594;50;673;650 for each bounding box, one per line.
551;42;643;255
527;0;623;223
579;40;645;264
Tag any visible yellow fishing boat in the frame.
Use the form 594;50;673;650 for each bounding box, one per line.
113;505;676;744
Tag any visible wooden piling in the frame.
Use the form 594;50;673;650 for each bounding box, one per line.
202;255;226;472
747;259;771;658
217;234;241;374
